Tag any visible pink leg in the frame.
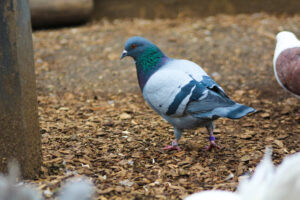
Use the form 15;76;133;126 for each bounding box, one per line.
206;125;221;151
162;139;181;151
206;136;221;151
297;109;300;116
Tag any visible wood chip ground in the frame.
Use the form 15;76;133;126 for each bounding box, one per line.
30;13;300;199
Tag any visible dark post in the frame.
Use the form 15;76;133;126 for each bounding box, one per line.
0;0;41;178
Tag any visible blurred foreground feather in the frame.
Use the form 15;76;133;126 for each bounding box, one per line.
0;161;94;200
185;147;300;200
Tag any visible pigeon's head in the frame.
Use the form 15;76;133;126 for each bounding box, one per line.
120;36;159;60
276;31;298;43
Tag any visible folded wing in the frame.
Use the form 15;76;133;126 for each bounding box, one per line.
186;76;255;120
143;60;255;119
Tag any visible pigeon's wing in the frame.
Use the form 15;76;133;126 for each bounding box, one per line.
143;69;201;117
186;76;255;120
143;60;255;119
142;59;208;117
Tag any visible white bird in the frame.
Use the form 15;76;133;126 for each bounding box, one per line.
185;190;240;200
273;31;300;115
185;148;300;200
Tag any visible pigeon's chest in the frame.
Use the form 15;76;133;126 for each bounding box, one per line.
275;47;300;97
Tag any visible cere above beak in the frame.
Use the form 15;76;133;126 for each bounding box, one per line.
120;50;128;59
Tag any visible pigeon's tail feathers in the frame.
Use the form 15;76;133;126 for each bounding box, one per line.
191;103;256;120
222;103;256;119
186;89;256;120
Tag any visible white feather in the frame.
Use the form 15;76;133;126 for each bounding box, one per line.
58;177;95;200
238;147;275;200
185;148;300;200
0;161;42;200
264;152;300;200
239;148;300;200
185;190;240;200
0;162;95;200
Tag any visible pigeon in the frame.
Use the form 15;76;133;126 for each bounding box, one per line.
273;31;300;115
185;147;300;200
121;36;255;151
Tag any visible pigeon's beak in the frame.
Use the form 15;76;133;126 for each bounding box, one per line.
120;50;128;59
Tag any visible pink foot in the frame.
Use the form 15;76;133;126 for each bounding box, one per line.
297;109;300;116
162;145;181;151
162;140;181;151
206;141;221;151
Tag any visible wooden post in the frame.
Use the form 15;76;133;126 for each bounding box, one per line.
0;0;41;179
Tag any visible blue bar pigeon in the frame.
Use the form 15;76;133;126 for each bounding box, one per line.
121;36;256;151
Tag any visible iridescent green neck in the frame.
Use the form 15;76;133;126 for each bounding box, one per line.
136;46;164;73
135;46;166;90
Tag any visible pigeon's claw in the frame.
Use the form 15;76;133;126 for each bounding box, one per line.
162;139;181;151
206;140;221;151
162;145;181;151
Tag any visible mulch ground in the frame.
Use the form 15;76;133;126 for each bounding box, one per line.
31;13;300;199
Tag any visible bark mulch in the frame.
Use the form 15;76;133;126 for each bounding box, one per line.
31;13;300;199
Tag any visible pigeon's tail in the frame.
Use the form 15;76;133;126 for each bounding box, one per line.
222;103;256;119
191;103;256;120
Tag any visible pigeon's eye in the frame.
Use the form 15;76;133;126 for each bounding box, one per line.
131;44;136;49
